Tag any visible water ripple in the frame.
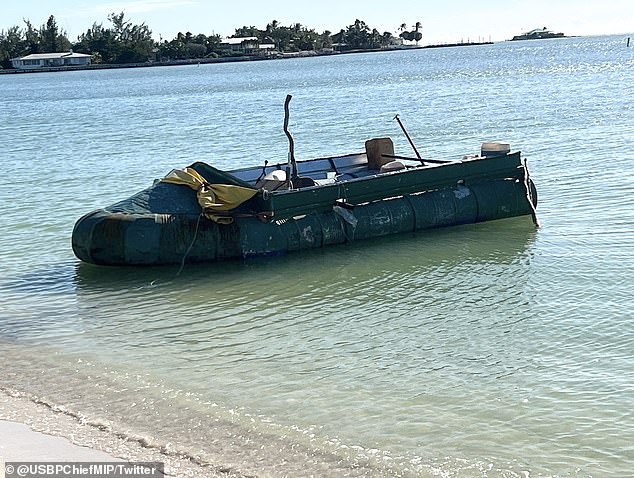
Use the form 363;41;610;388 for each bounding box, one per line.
2;34;634;477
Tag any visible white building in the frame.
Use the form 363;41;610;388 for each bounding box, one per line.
220;37;260;54
11;51;92;69
220;37;276;56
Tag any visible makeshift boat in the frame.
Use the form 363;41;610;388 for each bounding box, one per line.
72;96;538;266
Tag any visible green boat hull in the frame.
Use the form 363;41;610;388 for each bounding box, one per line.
72;152;538;266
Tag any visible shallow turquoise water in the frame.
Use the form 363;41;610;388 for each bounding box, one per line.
1;35;634;477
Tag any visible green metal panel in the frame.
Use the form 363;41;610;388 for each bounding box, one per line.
264;152;525;219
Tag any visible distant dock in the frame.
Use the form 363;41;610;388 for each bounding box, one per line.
422;41;493;49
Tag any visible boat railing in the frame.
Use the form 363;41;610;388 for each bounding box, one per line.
231;152;370;185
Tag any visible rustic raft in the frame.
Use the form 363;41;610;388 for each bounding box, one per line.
72;94;537;266
71;143;538;266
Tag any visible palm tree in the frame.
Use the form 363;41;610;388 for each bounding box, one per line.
413;21;422;44
398;23;408;43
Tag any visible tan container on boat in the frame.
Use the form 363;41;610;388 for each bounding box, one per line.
481;142;511;157
366;137;395;169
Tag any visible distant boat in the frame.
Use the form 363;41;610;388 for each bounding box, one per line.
511;27;565;41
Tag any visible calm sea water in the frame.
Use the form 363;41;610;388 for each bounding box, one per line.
1;35;633;477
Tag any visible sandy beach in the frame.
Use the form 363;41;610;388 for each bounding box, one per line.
0;390;239;477
0;420;121;462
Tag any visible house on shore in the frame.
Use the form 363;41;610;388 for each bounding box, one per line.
220;37;277;56
11;50;92;69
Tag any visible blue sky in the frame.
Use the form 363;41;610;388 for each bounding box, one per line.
3;0;633;44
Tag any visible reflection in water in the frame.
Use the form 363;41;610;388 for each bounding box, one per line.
4;35;634;477
71;217;537;293
2;218;540;477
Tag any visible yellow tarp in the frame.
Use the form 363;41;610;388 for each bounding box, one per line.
162;167;257;223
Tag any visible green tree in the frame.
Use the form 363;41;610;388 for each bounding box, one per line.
0;26;24;68
369;28;382;48
157;31;222;60
39;15;70;52
317;30;332;49
203;34;222;55
342;19;372;49
231;20;329;52
107;12;154;62
413;21;422;44
273;26;293;51
232;25;262;38
294;25;317;51
399;21;422;44
23;20;40;54
74;22;118;63
72;12;154;63
186;43;206;58
2;14;400;67
349;19;369;48
265;20;279;36
41;16;58;51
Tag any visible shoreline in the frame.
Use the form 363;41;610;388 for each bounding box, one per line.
0;41;493;75
0;341;404;478
0;420;122;462
0;389;238;477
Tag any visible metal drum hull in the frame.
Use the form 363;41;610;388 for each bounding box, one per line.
72;177;537;266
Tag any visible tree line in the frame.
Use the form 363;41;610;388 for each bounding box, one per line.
0;13;423;69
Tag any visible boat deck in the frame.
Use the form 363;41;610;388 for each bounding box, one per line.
230;152;422;187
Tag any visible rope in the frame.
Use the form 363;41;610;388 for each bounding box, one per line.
177;213;203;276
522;158;540;228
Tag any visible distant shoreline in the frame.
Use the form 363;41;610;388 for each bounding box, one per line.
0;41;493;75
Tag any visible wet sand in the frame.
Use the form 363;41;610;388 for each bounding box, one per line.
0;390;239;477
